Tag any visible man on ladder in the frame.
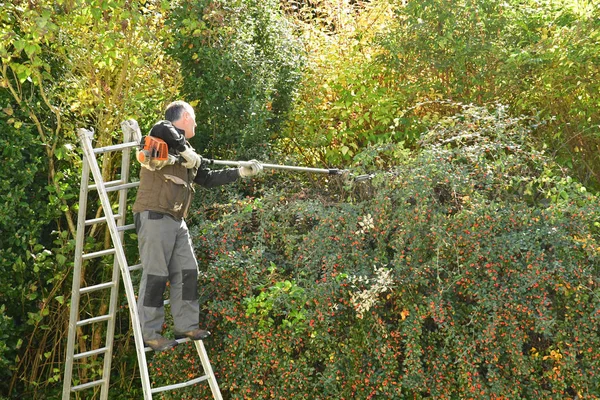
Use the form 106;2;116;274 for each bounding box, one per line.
133;100;263;351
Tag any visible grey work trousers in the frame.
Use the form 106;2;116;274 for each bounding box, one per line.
134;211;199;340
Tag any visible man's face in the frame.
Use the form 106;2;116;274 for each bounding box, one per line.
180;106;196;139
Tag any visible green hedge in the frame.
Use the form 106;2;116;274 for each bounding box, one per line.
0;90;59;391
146;105;600;399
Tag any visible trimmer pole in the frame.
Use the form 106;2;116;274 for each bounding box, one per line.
205;159;347;176
204;159;376;182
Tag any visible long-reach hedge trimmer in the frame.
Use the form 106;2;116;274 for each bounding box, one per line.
204;159;375;182
132;123;373;182
204;158;341;176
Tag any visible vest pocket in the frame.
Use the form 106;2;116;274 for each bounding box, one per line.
159;174;189;214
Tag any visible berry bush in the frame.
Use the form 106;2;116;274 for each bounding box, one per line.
150;105;600;399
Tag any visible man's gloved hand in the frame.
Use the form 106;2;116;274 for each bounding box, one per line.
239;160;263;178
136;149;169;171
147;159;169;171
180;147;202;169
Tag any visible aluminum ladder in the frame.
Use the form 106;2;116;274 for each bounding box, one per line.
62;120;223;400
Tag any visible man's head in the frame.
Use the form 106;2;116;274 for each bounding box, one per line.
165;100;196;139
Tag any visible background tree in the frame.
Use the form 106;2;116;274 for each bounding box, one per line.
279;0;400;167
167;0;304;160
280;0;599;187
380;0;600;186
0;0;179;396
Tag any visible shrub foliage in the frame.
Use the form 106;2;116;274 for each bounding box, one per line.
381;0;600;186
148;105;600;399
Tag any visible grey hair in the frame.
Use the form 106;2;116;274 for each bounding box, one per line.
164;101;192;122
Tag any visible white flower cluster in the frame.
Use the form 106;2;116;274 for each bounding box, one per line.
355;213;374;235
349;265;394;318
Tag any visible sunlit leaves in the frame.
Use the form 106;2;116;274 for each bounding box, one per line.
381;0;600;187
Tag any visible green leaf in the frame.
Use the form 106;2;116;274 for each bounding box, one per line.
56;254;67;265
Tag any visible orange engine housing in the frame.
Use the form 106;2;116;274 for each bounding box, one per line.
138;136;169;162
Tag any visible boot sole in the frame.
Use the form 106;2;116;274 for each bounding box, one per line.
144;341;178;352
174;332;211;341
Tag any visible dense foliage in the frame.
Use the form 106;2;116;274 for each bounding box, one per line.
1;0;599;399
279;0;401;167
148;105;600;399
281;0;600;187
0;89;57;386
381;0;600;186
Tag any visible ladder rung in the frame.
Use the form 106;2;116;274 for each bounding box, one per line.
71;379;106;392
84;216;133;231
79;282;114;295
93;141;139;154
74;346;109;360
85;214;123;226
105;182;140;192
77;314;112;327
129;263;143;272
89;181;140;192
151;375;210;394
118;223;136;232
82;248;116;260
89;179;123;190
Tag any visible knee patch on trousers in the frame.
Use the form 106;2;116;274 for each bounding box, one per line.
144;274;167;308
182;269;198;301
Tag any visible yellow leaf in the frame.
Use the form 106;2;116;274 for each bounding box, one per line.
400;309;409;320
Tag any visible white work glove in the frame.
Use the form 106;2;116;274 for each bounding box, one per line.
180;147;202;169
145;159;169;171
239;159;263;178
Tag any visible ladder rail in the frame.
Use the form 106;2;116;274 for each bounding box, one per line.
77;127;153;399
99;123;134;399
62;150;92;399
194;340;223;400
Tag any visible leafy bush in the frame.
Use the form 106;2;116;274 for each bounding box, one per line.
281;0;599;186
0;95;80;396
0;306;16;388
167;0;304;159
278;0;405;167
148;105;600;398
381;0;600;187
0;92;60;393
